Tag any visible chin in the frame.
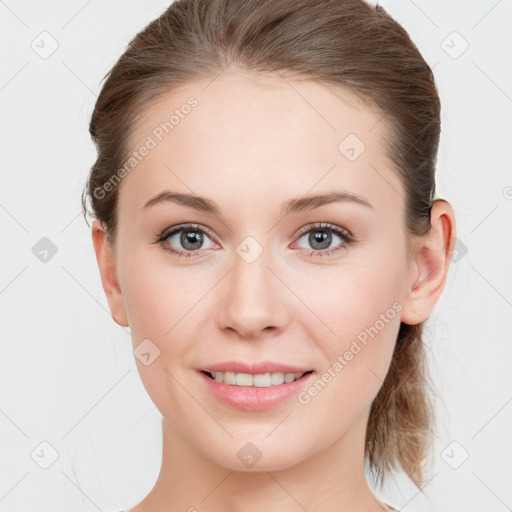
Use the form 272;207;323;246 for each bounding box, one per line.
203;437;310;473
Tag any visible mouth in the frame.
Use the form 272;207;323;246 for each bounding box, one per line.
201;369;315;388
197;361;316;410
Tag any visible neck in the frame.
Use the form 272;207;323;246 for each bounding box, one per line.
130;407;389;512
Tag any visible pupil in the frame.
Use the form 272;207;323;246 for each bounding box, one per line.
310;230;331;250
181;230;203;250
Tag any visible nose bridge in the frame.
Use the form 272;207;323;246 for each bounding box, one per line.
217;233;288;338
233;235;273;294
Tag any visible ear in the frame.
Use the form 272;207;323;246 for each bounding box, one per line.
400;200;457;325
91;219;129;327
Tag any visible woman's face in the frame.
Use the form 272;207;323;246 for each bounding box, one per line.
107;71;418;470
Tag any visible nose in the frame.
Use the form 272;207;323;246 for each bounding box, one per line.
216;245;289;340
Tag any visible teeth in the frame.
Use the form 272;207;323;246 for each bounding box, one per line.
210;371;306;387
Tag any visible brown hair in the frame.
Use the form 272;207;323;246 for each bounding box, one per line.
82;0;440;491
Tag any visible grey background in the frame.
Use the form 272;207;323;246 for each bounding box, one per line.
1;0;511;511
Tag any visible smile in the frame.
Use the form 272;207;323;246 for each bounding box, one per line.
198;369;316;411
203;370;314;387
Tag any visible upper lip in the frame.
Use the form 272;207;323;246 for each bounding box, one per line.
200;361;313;375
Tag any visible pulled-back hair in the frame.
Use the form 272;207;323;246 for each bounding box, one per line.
82;0;441;491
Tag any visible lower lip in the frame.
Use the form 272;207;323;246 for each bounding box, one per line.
198;370;315;411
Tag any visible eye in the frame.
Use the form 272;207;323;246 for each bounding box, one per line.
154;221;354;260
155;223;217;259
292;222;354;258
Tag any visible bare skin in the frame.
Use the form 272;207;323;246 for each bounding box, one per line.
92;69;455;512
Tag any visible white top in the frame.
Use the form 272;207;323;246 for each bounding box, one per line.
119;504;398;512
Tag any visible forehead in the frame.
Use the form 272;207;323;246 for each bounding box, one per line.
119;70;403;218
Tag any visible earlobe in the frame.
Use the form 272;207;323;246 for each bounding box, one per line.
400;200;456;326
91;219;129;327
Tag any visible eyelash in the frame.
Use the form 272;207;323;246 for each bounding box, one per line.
154;222;355;259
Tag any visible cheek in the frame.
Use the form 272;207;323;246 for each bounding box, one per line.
122;270;170;342
119;247;214;359
118;252;199;415
295;267;403;430
298;262;404;344
118;246;183;350
294;251;405;391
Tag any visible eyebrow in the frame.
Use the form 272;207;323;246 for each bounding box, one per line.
140;190;373;216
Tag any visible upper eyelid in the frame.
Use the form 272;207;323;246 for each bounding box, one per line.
162;223;216;240
295;223;352;239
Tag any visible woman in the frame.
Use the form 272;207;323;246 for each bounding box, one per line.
82;0;456;510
